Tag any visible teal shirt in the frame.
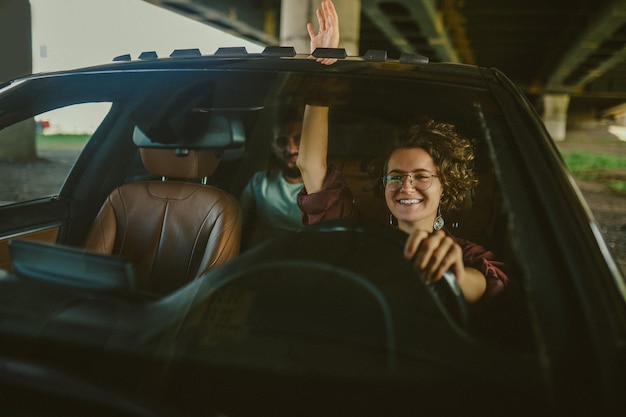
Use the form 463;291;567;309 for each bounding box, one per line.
239;170;304;247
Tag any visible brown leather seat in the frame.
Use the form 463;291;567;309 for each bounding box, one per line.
84;148;242;298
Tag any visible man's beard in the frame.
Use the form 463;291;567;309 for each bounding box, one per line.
282;163;301;180
278;156;301;180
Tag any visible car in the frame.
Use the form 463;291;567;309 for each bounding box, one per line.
0;46;625;416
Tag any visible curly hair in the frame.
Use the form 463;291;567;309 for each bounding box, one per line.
377;118;477;213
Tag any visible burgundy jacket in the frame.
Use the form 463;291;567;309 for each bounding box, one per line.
297;165;509;300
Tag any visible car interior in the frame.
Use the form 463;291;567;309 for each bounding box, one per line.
83;143;242;298
106;84;526;344
0;68;531;352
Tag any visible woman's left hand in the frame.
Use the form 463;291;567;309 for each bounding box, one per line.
307;0;340;65
403;230;465;284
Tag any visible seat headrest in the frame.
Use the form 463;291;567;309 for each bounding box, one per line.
140;148;220;179
132;114;245;149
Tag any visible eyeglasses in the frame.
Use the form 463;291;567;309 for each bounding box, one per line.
381;171;438;191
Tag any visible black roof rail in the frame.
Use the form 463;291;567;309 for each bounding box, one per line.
214;47;248;56
139;51;158;60
363;49;387;62
110;46;426;64
170;48;202;58
261;46;297;57
112;54;131;62
399;53;429;64
312;47;347;59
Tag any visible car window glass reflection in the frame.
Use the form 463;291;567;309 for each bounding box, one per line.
0;103;111;206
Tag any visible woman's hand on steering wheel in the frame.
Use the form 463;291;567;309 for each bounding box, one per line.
403;230;466;285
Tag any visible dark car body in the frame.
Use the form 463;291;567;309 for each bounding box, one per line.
0;47;624;416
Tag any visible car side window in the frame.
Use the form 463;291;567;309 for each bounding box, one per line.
0;102;111;206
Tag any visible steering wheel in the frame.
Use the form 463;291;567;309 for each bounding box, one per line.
307;218;469;328
427;270;468;328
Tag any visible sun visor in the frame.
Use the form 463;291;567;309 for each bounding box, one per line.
133;112;245;149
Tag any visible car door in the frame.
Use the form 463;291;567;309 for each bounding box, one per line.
0;96;114;269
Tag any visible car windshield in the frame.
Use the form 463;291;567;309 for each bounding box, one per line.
2;57;619;404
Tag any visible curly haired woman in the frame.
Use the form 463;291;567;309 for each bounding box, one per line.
298;0;508;303
298;108;509;303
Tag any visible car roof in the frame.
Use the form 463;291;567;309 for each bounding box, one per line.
2;46;491;88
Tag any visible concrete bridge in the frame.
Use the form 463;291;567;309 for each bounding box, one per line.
3;0;626;140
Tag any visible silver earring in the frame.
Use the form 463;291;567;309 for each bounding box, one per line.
389;213;397;227
433;207;444;231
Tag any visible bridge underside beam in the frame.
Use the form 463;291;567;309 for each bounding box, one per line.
547;1;626;94
361;0;458;62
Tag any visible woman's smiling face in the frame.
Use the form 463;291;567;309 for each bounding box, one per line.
384;147;443;232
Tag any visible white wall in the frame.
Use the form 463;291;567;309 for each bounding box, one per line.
31;0;263;73
29;0;264;133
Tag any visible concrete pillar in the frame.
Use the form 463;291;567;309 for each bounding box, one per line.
0;0;32;82
0;0;35;161
542;94;570;141
280;0;361;55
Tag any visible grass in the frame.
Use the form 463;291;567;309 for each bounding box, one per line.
561;151;626;194
36;133;90;150
608;180;626;194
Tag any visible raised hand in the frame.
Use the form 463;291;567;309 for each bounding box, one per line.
307;0;340;65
